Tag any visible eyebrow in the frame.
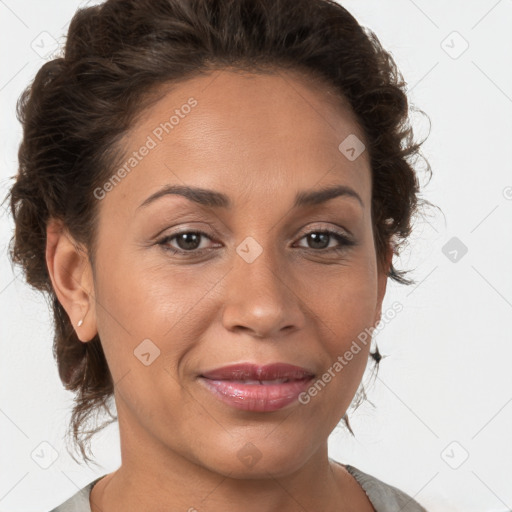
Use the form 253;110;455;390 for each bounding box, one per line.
137;183;364;211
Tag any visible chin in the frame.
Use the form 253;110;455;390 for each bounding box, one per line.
192;438;314;479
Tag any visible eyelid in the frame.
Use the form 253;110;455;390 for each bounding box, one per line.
296;222;353;239
157;222;355;256
157;222;351;243
158;229;220;251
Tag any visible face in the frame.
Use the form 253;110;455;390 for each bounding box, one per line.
54;68;390;478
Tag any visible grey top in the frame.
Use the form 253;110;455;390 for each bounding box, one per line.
49;462;427;512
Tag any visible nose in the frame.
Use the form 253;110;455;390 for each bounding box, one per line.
221;241;306;340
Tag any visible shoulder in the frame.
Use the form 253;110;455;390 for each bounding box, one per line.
48;475;106;512
344;463;428;512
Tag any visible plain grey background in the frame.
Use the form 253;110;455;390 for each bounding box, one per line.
1;1;511;511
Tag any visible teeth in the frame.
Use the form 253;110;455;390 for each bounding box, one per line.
230;378;289;385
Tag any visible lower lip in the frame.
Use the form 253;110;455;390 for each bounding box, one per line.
199;377;314;412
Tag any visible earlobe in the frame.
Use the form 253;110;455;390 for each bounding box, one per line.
45;218;97;342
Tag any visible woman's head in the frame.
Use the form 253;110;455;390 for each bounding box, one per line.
6;0;431;468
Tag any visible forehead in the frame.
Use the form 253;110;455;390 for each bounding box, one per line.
99;68;371;217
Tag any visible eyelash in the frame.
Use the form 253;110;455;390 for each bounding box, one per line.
157;228;356;256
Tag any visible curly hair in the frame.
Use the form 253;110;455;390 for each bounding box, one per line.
4;0;434;466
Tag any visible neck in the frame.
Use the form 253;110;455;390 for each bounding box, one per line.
91;422;350;512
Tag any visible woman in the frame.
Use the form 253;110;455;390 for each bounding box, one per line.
6;0;432;510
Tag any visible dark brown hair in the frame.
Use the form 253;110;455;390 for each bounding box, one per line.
4;0;434;466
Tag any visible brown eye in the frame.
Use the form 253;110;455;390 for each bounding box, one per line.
157;228;355;257
158;230;216;254
173;232;203;251
296;229;355;253
305;232;330;249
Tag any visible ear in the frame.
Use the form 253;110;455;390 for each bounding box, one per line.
373;242;393;328
45;218;97;342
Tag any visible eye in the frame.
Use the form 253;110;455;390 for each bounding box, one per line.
294;229;355;253
157;230;218;255
157;227;356;257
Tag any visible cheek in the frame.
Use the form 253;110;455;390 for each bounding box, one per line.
298;268;377;421
92;248;220;380
91;256;200;424
297;259;378;340
294;259;378;407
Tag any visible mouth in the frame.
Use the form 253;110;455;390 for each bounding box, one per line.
200;362;315;381
220;378;295;385
198;363;315;412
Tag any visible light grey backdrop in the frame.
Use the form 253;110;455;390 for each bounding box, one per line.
1;1;511;511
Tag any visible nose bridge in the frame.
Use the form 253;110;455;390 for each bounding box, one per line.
221;233;304;338
235;234;282;293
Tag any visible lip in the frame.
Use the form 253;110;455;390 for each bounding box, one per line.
199;363;315;412
201;362;315;381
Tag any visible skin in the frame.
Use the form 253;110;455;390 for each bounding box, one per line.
46;68;392;512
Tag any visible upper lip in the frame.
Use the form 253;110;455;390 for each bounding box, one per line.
200;363;315;381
